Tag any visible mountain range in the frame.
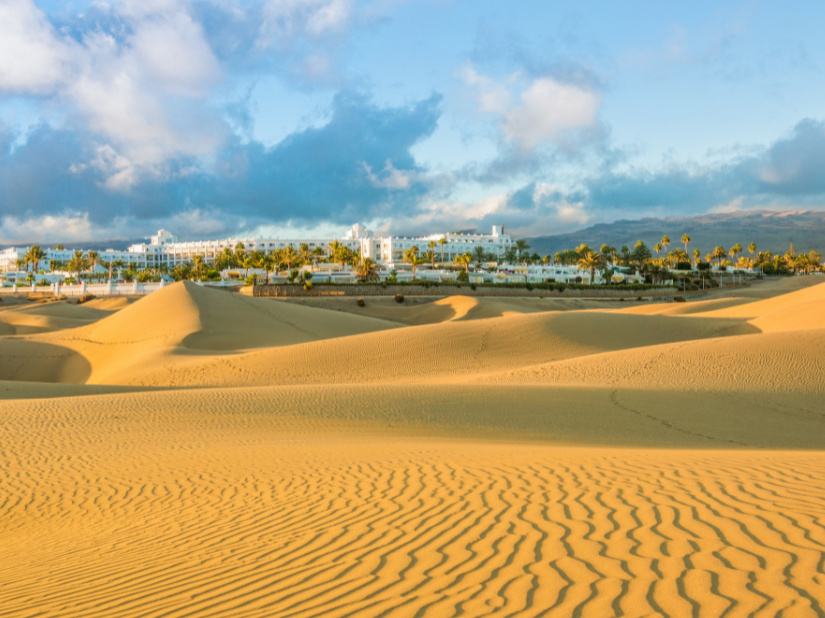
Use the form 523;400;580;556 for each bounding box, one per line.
525;210;825;257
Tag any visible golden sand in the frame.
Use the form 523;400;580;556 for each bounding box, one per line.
2;277;824;616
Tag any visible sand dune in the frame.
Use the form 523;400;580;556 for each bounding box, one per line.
0;300;109;334
0;281;397;384
79;296;134;311
2;391;824;617
3;277;825;617
701;280;825;319
289;294;621;325
74;308;757;387
614;296;755;316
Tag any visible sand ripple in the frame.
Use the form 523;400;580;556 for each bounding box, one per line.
2;432;824;617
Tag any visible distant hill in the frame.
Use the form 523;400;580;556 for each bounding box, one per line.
526;210;825;257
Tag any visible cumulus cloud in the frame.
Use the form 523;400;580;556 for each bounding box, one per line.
462;64;602;152
0;0;78;94
258;0;352;47
0;0;225;189
0;92;443;242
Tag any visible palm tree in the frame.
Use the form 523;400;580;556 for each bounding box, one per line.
661;235;671;255
280;246;299;270
251;250;266;269
515;239;530;261
619;245;630;266
87;250;101;281
577;251;605;284
681;234;691;256
472;246;487;265
437;237;447;265
454;252;472;274
242;256;254;277
729;243;742;262
214;248;233;271
425;250;436;267
313;246;325;265
262;254;276;283
404;245;419;264
428;240;437;263
299;243;312;264
173;263;193;281
327;240;342;261
653;243;662;259
15;257;27;272
630;241;652;271
67;251;90;279
748;242;756;257
692;248;701;267
192;255;206;280
711;246;727;267
354;257;380;282
333;246;351;269
504;247;518;264
112;259;124;280
409;255;425;280
25;245;46;274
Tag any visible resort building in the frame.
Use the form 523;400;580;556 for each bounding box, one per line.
1;224;516;271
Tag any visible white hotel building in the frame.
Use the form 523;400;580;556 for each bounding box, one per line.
1;224;515;272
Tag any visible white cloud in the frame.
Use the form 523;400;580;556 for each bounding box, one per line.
0;0;225;189
258;0;352;47
462;64;602;152
363;159;424;189
0;0;79;93
0;212;96;243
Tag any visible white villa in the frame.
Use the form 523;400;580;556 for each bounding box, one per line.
1;224;516;272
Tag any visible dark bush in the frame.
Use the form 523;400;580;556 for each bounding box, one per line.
77;293;96;305
525;283;533;291
675;262;692;270
697;262;711;271
673;295;686;303
470;283;477;290
395;293;404;303
356;297;365;307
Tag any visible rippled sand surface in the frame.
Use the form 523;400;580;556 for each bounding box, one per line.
2;277;824;617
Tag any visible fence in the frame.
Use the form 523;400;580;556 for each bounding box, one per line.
0;280;241;298
242;283;682;300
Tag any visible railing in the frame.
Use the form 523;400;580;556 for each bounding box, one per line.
0;282;165;296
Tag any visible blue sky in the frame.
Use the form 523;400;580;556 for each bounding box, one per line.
1;0;825;243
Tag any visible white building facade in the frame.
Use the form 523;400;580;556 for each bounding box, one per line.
1;224;514;273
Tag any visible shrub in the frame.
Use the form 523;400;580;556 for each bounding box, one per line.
470;283;477;290
456;271;469;283
395;293;404;303
673;295;686;303
356;297;365;307
525;283;533;291
77;293;96;305
675;262;692;270
303;281;313;291
637;296;644;301
697;262;711;271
